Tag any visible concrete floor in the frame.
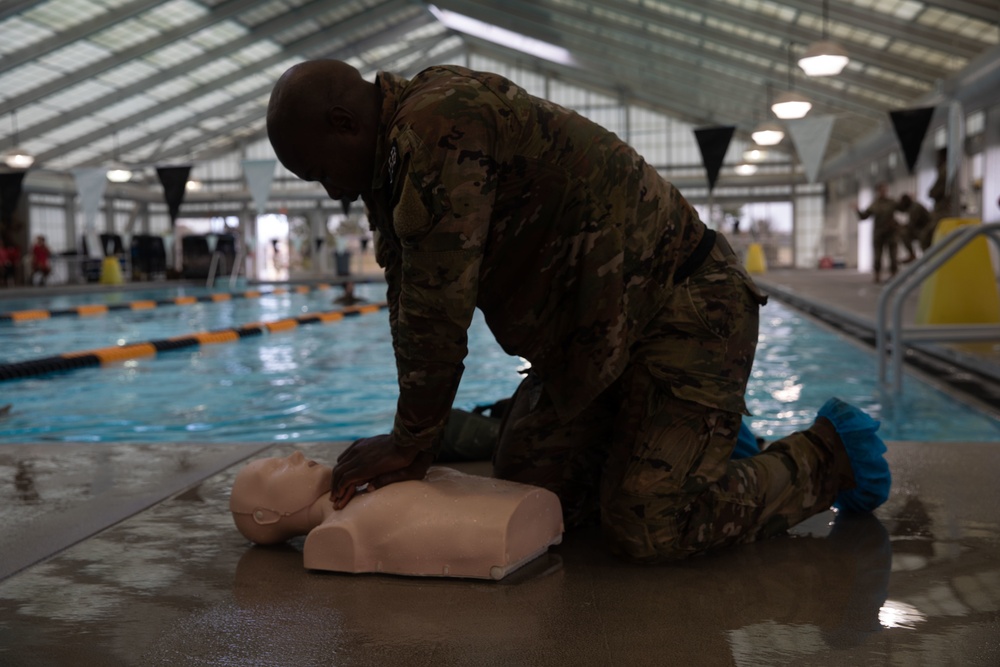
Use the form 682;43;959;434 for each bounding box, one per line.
1;269;999;666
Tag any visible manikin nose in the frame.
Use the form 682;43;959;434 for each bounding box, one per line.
288;451;306;464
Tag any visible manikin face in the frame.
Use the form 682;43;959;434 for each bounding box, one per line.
230;451;332;524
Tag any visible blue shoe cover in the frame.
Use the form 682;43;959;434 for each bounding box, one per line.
818;398;892;513
731;420;760;460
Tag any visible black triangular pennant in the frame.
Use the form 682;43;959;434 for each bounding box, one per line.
889;107;936;174
156;165;192;225
340;198;351;216
694;125;736;192
0;171;27;227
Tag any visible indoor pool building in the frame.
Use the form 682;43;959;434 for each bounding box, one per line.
1;1;1000;665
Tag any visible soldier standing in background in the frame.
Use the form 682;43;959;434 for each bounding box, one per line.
265;60;890;562
856;182;900;284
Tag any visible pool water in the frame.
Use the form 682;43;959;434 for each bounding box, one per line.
0;285;222;314
0;284;997;443
0;285;352;364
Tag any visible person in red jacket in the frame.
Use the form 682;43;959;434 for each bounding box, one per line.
1;238;20;286
31;235;51;286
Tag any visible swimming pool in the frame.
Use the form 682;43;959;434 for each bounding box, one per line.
0;283;354;365
1;283;997;443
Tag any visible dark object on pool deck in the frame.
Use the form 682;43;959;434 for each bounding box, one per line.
335;250;352;276
181;235;212;279
182;233;238;279
131;234;167;281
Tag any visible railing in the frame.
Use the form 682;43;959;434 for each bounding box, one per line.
875;222;1000;396
206;251;228;288
229;244;247;289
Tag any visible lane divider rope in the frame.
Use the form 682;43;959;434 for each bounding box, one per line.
0;302;386;382
0;283;347;322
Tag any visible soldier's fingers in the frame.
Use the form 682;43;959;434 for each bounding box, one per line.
332;483;356;510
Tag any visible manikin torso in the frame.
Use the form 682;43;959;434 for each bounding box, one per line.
230;453;563;580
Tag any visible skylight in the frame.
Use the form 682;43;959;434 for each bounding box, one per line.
428;5;577;67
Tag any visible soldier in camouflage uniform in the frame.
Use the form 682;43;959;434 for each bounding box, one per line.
897;193;934;260
856;183;900;284
267;60;879;562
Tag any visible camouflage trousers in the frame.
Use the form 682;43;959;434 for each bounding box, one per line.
493;235;852;562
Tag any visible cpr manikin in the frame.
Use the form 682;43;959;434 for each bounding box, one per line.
229;451;564;580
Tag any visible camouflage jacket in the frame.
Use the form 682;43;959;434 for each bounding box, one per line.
905;200;932;232
363;66;709;451
858;196;898;234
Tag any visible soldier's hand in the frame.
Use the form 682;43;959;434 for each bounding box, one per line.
330;433;431;509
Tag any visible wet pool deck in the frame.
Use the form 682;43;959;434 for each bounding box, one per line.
1;269;999;666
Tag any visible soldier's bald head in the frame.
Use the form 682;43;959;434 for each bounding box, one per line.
267;60;367;148
266;59;379;202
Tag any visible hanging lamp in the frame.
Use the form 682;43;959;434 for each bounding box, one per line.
751;123;785;146
798;0;850;77
772;43;811;120
752;85;785;146
106;132;133;183
3;111;35;169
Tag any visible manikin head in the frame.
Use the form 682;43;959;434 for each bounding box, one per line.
266;59;380;204
230;451;333;545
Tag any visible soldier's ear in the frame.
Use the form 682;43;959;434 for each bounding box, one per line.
326;106;359;135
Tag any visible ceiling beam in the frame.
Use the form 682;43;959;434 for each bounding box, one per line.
759;0;987;57
6;0;412;151
160;44;469;166
31;3;432;165
436;0;887;125
1;0;162;73
72;33;446;167
434;0;906;121
459;39;860;155
0;1;42;24
0;0;264;117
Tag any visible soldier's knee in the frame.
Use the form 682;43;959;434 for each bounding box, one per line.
601;506;686;563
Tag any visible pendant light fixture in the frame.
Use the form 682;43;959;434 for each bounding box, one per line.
751;123;785;146
752;85;785;146
798;0;850;77
3;111;35;169
772;43;811;120
743;111;770;159
106;132;133;183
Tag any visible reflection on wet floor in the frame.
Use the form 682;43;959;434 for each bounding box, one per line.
0;441;997;666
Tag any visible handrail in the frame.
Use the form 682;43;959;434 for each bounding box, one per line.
206;251;228;288
229;244;247;289
875;222;1000;395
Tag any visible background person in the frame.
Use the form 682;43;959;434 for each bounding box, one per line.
31;235;51;286
856;183;899;283
897;193;934;261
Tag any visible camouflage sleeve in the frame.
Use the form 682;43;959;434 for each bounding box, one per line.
389;127;497;451
372;228;401;348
